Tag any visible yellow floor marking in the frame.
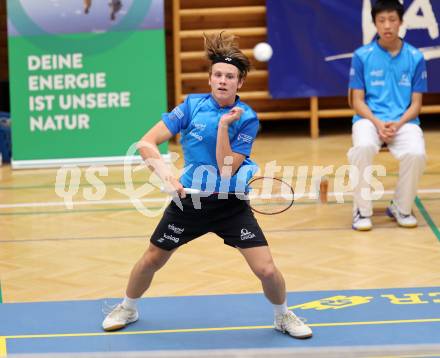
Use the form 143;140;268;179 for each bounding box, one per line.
0;336;7;357
4;318;440;340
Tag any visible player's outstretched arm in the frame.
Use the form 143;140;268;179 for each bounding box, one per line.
137;121;184;196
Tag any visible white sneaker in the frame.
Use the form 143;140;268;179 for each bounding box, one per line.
386;202;417;228
352;210;372;231
102;303;139;331
274;311;312;339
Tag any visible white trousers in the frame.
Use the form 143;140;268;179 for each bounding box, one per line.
347;119;426;217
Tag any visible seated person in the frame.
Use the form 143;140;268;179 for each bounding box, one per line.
348;0;427;231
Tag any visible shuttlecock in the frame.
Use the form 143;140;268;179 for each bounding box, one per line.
253;42;273;62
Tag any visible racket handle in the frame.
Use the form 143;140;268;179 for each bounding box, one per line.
184;188;201;194
160;187;201;195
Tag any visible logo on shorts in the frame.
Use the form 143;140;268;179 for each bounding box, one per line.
163;233;180;243
168;224;184;234
240;228;256;240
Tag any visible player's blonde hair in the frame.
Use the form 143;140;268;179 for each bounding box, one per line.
203;31;251;80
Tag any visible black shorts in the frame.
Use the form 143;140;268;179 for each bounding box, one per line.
150;195;268;251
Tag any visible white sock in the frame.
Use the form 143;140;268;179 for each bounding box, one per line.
122;296;138;310
273;300;288;316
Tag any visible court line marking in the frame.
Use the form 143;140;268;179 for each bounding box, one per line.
2;318;440;340
373;354;440;358
1;195;439;218
0;206;140;217
0;337;6;357
0;196;436;244
0;222;431;244
0;224;431;243
0;197;169;209
1;189;440;210
0;194;435;243
2;171;440;190
416;196;440;242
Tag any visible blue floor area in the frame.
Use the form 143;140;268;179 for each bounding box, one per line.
1;287;439;355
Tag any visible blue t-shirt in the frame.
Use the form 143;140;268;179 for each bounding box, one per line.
162;94;259;193
349;39;427;124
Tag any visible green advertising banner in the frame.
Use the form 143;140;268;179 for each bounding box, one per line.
7;0;167;168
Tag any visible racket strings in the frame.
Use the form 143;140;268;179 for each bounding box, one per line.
249;177;294;215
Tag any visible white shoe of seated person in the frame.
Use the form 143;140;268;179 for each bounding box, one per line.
352;210;372;231
386;202;417;228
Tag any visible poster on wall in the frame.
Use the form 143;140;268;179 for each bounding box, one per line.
7;0;167;168
266;0;440;98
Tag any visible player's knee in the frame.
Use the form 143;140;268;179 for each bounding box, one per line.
255;263;277;281
348;144;377;162
353;144;377;154
411;151;426;161
401;151;426;164
139;248;170;272
139;256;164;272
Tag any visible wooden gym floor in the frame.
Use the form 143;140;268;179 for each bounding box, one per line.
0;123;439;303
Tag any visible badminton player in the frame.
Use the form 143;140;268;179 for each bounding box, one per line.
102;32;312;339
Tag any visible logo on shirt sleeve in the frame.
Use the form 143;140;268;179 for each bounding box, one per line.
169;107;184;121
237;133;253;143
